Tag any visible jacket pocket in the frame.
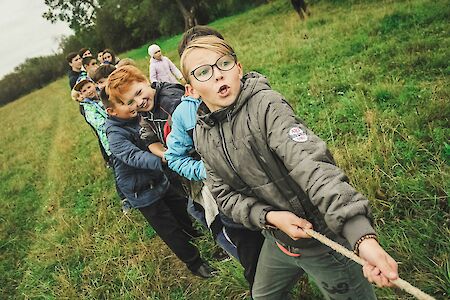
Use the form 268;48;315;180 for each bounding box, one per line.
133;171;159;193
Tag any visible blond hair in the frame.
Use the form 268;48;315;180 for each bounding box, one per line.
180;35;235;83
116;58;136;68
107;65;148;104
70;89;81;102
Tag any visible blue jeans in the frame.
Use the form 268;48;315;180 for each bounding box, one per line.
187;198;239;259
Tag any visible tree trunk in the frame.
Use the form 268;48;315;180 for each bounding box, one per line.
174;0;198;30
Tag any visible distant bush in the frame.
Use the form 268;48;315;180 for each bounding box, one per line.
0;54;67;106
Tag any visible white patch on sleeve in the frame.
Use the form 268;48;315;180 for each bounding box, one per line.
288;127;308;142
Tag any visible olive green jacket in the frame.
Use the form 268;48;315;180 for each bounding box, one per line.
195;72;375;249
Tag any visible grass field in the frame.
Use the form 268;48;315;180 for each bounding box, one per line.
1;0;449;299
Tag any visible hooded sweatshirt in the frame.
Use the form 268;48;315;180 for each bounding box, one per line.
165;96;206;181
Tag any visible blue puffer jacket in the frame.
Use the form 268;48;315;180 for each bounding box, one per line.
164;96;206;181
106;115;169;208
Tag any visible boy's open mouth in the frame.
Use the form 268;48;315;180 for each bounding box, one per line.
218;85;230;96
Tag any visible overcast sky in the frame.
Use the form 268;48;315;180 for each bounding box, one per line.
0;1;73;79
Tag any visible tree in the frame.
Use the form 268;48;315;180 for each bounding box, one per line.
43;0;267;56
43;0;202;32
174;0;198;30
43;0;100;32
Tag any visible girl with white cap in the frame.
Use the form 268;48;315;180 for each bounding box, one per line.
148;44;185;84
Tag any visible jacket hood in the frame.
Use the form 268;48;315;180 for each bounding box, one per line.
151;81;164;110
150;81;184;115
197;72;271;129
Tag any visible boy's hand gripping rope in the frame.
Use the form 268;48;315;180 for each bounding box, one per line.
303;228;435;300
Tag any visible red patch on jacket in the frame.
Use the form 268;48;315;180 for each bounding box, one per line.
163;120;171;143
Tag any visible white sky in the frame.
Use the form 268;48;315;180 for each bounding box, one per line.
0;0;73;79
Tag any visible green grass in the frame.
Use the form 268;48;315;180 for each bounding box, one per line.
1;0;449;299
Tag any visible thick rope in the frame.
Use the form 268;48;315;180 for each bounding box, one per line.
303;228;435;300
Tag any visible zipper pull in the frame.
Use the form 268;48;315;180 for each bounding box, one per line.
227;111;232;123
226;111;237;150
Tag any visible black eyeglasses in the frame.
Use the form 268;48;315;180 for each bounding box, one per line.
190;53;236;82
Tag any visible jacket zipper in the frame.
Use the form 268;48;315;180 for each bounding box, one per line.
216;114;253;196
218;121;252;192
219;122;239;174
227;111;237;150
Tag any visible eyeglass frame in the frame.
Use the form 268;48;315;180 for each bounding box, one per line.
189;53;237;82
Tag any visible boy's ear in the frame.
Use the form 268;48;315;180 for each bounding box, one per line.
185;83;200;98
106;106;115;116
237;62;243;80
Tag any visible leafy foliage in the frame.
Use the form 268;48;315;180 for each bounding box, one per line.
0;54;67;106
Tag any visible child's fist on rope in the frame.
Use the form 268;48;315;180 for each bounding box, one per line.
358;238;399;287
265;211;313;240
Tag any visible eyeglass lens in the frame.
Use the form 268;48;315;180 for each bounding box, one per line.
192;55;236;82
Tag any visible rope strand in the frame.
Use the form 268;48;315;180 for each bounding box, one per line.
303;228;435;300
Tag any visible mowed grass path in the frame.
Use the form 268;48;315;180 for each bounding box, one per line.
1;0;448;299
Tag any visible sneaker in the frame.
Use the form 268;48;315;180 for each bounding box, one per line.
191;262;216;278
121;198;132;214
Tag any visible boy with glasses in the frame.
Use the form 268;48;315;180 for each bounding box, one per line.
180;35;399;299
164;26;265;292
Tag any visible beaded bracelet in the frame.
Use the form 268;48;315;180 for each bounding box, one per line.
354;234;378;256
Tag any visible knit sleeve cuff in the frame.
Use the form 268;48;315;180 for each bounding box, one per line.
249;203;275;229
341;215;376;250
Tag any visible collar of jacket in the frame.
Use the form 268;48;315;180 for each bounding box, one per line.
197;72;270;128
151;81;184;114
107;114;140;126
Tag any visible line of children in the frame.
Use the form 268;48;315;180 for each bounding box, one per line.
68;50;140;213
108;63;239;258
66;47;121;91
179;34;399;299
68;26;400;298
102;67;215;278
